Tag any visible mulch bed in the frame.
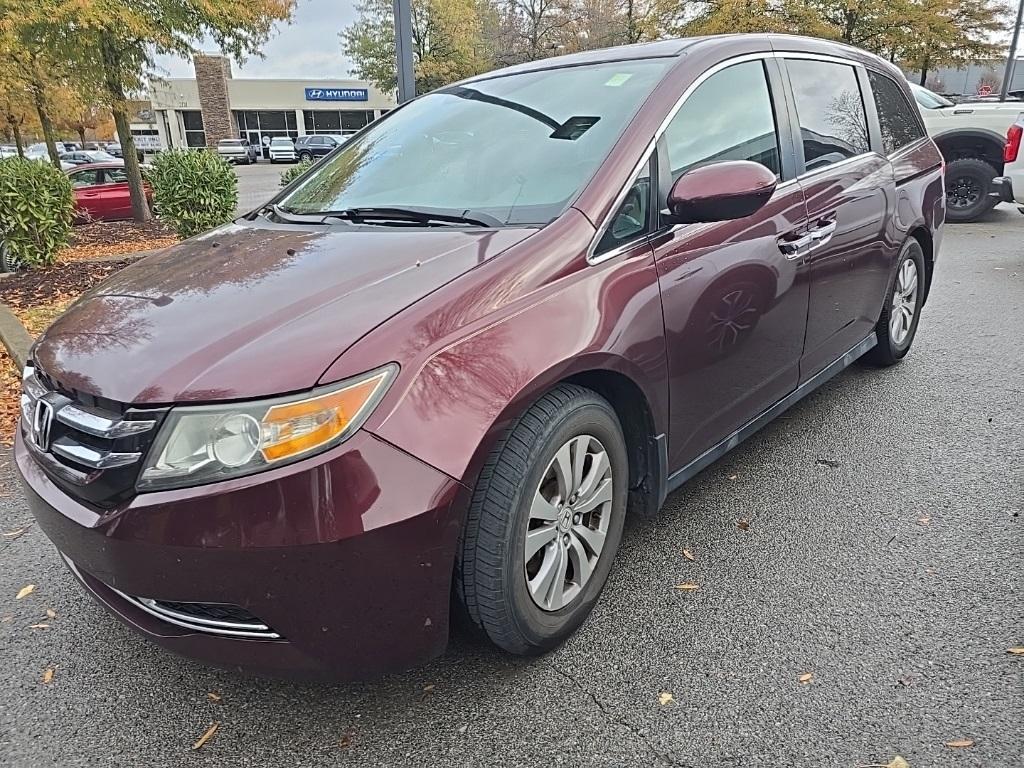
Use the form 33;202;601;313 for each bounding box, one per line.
61;220;179;262
0;347;22;445
0;259;136;315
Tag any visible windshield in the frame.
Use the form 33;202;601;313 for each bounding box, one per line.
909;82;954;109
278;59;673;225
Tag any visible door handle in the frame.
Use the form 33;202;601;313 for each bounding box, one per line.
808;216;837;249
777;230;813;258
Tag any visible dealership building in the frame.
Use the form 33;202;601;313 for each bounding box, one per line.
144;54;396;151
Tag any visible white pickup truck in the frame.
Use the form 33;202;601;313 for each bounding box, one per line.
910;83;1024;222
216;138;259;165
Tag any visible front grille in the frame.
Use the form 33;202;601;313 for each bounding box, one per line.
21;363;167;507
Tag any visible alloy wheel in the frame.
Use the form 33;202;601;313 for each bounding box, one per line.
525;434;613;612
890;257;918;345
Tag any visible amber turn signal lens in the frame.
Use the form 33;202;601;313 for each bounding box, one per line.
260;370;391;462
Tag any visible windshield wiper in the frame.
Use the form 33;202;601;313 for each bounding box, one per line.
318;206;504;228
257;203;323;224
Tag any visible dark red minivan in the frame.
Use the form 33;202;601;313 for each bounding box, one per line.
17;34;943;679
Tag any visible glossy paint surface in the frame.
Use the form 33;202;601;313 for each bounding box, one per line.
18;34;945;678
33;222;533;403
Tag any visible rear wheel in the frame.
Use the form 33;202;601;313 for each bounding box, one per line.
456;384;628;655
944;157;998;222
298;151;313;162
863;238;926;366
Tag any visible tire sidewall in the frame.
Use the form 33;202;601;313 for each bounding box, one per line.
503;402;629;650
945;159;996;222
879;239;926;359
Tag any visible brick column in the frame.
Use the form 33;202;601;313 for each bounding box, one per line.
194;54;234;147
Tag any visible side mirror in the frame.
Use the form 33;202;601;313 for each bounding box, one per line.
666;160;777;224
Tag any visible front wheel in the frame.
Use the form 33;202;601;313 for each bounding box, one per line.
456;384;628;655
298;151;313;162
863;238;926;366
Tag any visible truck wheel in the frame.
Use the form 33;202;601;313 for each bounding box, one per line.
945;158;998;223
456;384;628;655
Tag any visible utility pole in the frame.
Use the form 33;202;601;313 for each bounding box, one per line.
393;0;416;104
1001;0;1024;101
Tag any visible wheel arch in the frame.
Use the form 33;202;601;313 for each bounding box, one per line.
932;129;1005;173
908;226;935;305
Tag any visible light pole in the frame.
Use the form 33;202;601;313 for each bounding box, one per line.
393;0;415;103
1000;0;1024;101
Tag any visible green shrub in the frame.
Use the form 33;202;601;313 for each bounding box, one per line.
0;157;73;270
279;159;314;187
148;149;238;238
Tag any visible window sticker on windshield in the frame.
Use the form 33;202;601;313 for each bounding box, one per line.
604;73;633;87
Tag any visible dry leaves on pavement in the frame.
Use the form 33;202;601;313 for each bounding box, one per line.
682;549;695;561
15;584;35;600
658;692;674;705
1006;647;1024;655
736;518;750;531
674;582;699;591
45;608;55;619
207;692;222;703
42;668;54;684
798;673;813;684
192;722;220;750
944;739;974;748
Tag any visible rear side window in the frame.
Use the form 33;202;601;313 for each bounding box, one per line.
786;59;870;171
868;71;926;154
663;60;781;179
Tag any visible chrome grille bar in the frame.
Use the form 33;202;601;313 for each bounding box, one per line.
50;437;141;469
56;403;156;438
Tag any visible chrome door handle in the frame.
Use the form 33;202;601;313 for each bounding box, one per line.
808;218;837;249
778;231;812;258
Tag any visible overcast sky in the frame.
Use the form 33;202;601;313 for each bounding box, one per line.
155;0;358;80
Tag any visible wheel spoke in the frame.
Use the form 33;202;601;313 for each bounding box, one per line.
525;523;557;561
530;490;560;522
890;309;902;340
552;442;573;500
902;272;917;299
575;477;613;515
567;534;593;590
529;541;568;611
577;450;609;500
572;521;606;557
570;437;587;495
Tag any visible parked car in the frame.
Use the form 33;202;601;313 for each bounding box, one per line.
992;115;1024;214
0;145;16;159
18;34;943;680
294;133;347;162
60;150;122;166
268;136;297;163
909;82;1024;222
104;142;145;163
66;162;151;222
216;137;259;165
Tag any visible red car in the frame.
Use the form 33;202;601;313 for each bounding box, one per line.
68;162;151;222
18;35;943;679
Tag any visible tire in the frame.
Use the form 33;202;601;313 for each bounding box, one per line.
944;157;998;223
456;384;629;655
863;238;926;366
299;151;312;162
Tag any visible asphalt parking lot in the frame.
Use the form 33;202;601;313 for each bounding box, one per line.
1;209;1021;767
234;160;291;213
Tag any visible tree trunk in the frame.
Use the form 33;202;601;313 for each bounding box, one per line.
77;127;86;149
112;106;151;222
101;39;150;222
33;91;61;167
919;57;929;86
13;121;24;157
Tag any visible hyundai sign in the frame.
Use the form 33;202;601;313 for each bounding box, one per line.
304;87;369;102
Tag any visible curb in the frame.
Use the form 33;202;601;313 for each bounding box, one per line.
0;303;32;371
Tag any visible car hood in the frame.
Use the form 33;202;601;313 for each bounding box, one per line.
33;223;535;404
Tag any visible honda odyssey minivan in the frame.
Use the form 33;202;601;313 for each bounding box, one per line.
17;34;944;679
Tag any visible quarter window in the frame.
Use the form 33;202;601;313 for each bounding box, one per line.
868;71;926;154
786;59;870;171
663;60;782;180
595;162;652;254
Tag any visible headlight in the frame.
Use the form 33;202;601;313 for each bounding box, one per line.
138;365;397;491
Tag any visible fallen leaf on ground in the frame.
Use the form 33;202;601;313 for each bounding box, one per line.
886;757;910;768
2;526;29;538
944;739;974;748
192;722;220;750
674;582;699;591
45;608;56;619
16;584;35;600
682;549;695;562
728;474;738;480
798;672;813;683
42;668;54;684
422;684;435;692
736;518;750;531
1007;647;1024;655
29;623;49;629
658;692;674;705
917;516;931;526
338;727;357;749
207;692;222;703
1;615;11;622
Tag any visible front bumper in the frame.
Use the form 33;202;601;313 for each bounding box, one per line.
16;428;465;680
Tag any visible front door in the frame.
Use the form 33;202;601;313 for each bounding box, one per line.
781;57;897;379
651;58;810;472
